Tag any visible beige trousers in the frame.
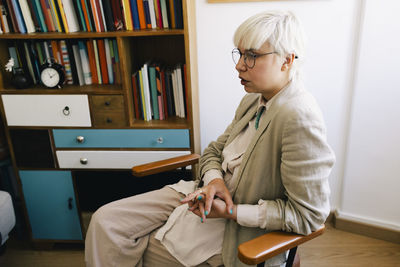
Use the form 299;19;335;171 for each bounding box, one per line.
85;186;223;267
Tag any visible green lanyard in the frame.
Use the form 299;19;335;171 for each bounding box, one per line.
255;106;265;130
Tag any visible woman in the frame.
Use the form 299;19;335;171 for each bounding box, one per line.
85;11;335;267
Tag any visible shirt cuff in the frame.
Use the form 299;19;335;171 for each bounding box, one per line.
202;169;223;186
236;204;260;227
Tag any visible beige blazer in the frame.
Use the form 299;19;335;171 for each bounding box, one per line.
198;83;335;266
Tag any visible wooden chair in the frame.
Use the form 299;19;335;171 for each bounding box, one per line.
132;154;325;267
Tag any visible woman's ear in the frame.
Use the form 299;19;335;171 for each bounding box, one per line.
281;54;295;71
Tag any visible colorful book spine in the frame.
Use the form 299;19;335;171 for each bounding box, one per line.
56;0;69;32
148;66;159;120
72;43;84;85
129;0;139;30
11;0;27;33
33;0;47;32
60;40;73;84
104;38;113;84
121;0;133;31
93;39;102;84
78;41;92;84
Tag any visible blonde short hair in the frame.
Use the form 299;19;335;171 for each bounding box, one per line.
234;11;306;82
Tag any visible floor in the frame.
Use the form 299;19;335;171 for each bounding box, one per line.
0;223;399;267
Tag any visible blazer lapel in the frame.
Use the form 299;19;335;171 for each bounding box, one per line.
231;83;300;196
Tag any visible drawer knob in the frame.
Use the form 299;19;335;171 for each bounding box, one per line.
63;106;70;116
157;137;164;144
104;101;111;106
106;118;113;123
76;136;85;143
80;158;88;165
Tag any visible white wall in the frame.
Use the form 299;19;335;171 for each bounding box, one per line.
339;0;400;230
196;0;358;209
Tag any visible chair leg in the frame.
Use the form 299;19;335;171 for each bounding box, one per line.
285;247;298;267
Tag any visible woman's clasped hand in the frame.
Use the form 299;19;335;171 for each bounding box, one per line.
180;179;236;222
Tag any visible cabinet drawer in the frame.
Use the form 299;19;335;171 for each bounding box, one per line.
91;95;124;111
53;129;190;148
56;150;191;169
92;111;127;127
1;95;91;127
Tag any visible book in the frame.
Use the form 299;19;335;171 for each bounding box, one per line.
26;0;41;32
111;0;123;30
147;0;156;29
173;0;182;29
65;40;79;84
142;0;150;28
56;0;69;32
5;0;18;32
168;0;174;29
112;39;121;84
96;0;106;31
92;39;102;84
154;0;162;29
80;0;92;31
138;69;147;120
129;0;139;30
148;66;159;120
89;0;100;31
78;41;92;85
61;0;80;32
97;39;108;84
121;0;133;31
8;46;20;68
72;43;84;85
40;0;55;31
11;0;27;33
73;0;86;31
159;0;168;29
155;66;164;120
104;38;113;84
0;4;10;33
33;0;47;32
160;68;168;119
86;40;97;83
101;0;113;31
131;73;140;119
176;64;185;117
60;40;73;84
141;63;152;121
48;0;63;32
136;0;145;29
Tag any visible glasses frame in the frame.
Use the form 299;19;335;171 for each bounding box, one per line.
232;48;278;69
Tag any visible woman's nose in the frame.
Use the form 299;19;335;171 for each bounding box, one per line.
235;56;247;72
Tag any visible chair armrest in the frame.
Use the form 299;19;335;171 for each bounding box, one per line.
238;224;325;265
132;154;200;177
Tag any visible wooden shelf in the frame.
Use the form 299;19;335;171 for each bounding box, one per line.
132;117;189;129
0;84;123;94
0;29;184;40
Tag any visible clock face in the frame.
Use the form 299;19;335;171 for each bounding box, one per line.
41;67;60;88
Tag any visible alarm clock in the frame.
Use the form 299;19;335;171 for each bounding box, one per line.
39;58;65;88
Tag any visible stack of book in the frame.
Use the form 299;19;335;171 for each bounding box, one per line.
7;38;120;86
132;63;187;121
0;0;183;34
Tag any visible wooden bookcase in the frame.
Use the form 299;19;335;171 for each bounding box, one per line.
0;0;198;246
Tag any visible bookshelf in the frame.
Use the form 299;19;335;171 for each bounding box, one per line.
0;0;198;246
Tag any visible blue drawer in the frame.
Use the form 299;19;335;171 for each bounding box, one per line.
53;129;190;148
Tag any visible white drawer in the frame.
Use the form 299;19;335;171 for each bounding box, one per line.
56;150;191;169
1;95;91;127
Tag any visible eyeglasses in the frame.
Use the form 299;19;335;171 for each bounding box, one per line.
232;48;278;69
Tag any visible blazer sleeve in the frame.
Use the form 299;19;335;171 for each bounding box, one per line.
260;101;335;235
